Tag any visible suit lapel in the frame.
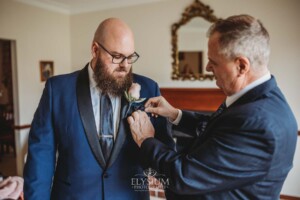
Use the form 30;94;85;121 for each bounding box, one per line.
107;96;131;168
76;64;106;169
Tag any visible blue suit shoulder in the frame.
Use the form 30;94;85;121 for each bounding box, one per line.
133;73;160;96
133;73;157;85
47;70;79;86
41;71;80;95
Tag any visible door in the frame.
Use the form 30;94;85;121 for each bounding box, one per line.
0;39;16;176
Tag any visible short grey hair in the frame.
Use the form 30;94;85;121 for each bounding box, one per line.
207;14;270;69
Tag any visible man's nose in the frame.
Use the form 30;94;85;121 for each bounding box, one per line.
119;58;130;68
206;63;212;72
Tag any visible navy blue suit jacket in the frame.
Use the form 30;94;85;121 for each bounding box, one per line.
141;76;298;200
23;65;174;200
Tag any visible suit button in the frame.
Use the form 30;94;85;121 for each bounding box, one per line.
103;173;109;178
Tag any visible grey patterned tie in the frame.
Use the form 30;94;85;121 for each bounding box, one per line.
99;94;114;162
210;102;227;120
197;102;226;136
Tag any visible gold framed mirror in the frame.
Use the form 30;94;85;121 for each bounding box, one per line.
171;0;219;81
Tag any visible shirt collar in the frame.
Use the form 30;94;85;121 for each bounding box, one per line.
226;72;271;107
88;62;97;88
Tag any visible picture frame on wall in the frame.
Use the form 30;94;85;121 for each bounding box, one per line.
40;61;54;82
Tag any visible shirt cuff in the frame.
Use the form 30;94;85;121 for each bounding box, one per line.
169;109;182;125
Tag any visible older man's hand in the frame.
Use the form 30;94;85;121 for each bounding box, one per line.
127;110;155;147
145;96;179;121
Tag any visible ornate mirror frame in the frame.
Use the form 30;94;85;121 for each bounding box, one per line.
171;0;219;81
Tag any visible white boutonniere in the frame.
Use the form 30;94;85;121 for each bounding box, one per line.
124;83;146;103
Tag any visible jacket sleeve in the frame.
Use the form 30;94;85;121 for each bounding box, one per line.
151;82;176;150
173;110;211;138
140;115;274;195
23;79;57;200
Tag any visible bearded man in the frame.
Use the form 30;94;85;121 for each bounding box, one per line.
23;18;174;200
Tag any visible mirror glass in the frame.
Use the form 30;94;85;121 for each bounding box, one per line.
171;0;219;81
178;18;212;79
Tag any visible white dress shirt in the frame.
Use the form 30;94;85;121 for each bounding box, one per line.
172;72;271;125
88;64;121;140
225;72;271;107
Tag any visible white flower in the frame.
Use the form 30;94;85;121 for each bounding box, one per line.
128;83;140;99
124;83;146;103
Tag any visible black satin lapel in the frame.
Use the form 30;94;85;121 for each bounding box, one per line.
107;96;131;168
76;64;106;168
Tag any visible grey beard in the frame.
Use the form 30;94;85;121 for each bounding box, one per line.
93;59;133;96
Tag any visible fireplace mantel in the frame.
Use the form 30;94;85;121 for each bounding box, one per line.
160;88;225;112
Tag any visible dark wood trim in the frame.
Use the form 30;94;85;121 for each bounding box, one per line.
160;88;226;112
13;124;31;130
280;194;300;200
298;131;300;136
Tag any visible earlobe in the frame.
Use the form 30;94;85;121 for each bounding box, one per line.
91;43;98;58
236;56;250;75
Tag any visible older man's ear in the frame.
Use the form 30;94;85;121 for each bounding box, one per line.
235;56;250;77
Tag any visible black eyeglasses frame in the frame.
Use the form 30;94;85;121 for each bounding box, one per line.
96;42;140;64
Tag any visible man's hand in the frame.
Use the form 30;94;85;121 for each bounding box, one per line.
127;110;155;147
145;96;179;121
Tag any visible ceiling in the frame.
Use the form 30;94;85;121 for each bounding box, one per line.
14;0;166;14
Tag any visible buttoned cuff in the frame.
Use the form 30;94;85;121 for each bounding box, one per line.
168;109;182;125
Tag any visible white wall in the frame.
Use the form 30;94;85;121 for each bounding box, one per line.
0;0;71;124
0;0;71;175
282;139;300;196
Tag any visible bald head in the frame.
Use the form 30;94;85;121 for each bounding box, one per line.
93;18;135;50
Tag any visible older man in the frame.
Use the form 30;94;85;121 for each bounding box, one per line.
128;15;298;199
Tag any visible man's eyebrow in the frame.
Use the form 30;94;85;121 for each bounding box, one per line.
110;51;135;57
208;58;217;65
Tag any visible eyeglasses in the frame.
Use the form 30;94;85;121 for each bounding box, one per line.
96;42;139;64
